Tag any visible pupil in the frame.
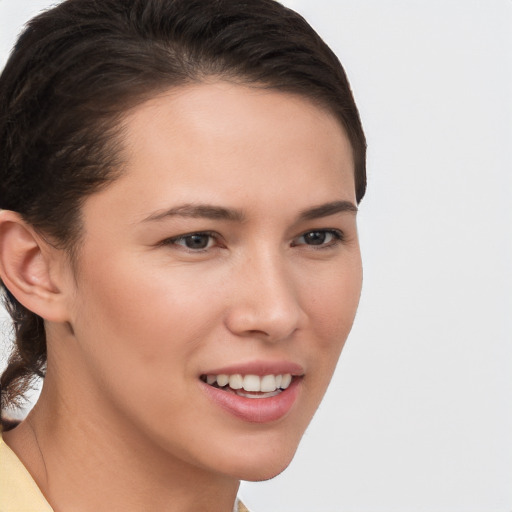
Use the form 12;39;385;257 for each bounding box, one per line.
305;231;326;245
186;235;209;249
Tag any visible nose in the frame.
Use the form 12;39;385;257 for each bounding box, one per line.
224;250;303;342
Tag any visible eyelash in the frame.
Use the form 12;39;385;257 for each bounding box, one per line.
162;229;344;252
163;231;220;252
291;229;344;249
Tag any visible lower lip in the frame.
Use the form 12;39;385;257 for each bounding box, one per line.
200;378;301;423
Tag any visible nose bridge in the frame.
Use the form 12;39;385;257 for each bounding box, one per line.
226;244;302;341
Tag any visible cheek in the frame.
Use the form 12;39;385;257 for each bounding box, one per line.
305;261;362;341
297;256;362;389
71;252;220;376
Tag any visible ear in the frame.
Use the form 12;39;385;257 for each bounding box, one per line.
0;210;71;323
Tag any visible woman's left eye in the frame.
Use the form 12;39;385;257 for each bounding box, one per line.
292;229;343;248
167;232;217;250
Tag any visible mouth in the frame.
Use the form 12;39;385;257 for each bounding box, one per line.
200;373;295;399
199;368;304;423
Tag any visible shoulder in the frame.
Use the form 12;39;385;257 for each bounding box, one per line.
0;433;54;512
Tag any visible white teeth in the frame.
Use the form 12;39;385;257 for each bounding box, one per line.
204;373;294;392
281;374;292;389
216;374;229;387
236;389;281;399
229;374;243;390
260;374;276;392
243;375;261;392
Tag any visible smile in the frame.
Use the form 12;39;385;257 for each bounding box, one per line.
200;373;293;398
200;369;303;423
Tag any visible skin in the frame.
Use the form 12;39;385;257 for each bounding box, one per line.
2;82;362;512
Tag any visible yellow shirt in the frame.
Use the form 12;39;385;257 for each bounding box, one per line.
0;434;53;512
0;434;250;512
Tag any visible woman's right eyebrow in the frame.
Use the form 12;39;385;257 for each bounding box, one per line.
141;203;246;223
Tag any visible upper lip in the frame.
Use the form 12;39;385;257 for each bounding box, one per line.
201;360;304;377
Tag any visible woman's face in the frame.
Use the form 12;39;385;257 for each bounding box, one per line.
59;82;362;480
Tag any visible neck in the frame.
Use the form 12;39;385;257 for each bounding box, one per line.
4;372;240;512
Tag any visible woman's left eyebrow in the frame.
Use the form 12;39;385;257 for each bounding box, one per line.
298;200;358;221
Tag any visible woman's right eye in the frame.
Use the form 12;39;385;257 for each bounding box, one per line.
164;232;217;251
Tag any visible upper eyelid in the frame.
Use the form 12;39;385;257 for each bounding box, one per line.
172;231;216;240
296;228;344;238
164;230;218;241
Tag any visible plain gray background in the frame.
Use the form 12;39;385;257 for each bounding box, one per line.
1;1;511;511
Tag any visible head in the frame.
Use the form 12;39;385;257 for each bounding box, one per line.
0;0;366;480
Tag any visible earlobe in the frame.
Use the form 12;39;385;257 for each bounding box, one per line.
0;210;70;323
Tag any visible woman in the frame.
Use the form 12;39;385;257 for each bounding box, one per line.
0;0;366;510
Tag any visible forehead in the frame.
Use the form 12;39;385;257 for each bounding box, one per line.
84;81;356;226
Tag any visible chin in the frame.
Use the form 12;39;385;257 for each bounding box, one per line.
220;437;301;482
233;459;293;482
239;463;290;482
